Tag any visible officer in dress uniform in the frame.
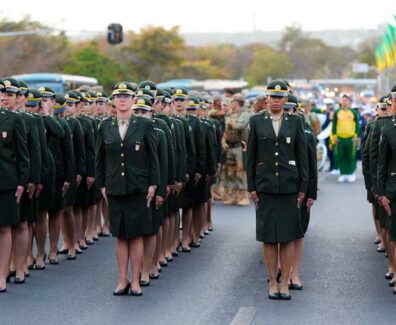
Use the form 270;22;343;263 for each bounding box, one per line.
0;78;29;293
246;80;308;300
96;82;160;296
377;85;396;294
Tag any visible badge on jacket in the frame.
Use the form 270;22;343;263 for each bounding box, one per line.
2;131;7;139
135;142;140;151
286;137;291;144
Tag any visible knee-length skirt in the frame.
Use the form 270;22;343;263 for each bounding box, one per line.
0;190;19;227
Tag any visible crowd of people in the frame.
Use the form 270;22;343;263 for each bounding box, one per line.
361;85;396;295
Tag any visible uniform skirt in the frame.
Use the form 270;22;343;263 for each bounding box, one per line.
389;201;396;242
256;192;303;244
75;177;89;208
194;177;207;206
151;205;163;234
0;190;19;227
375;201;388;229
108;193;154;239
64;179;76;207
367;190;375;204
181;178;195;209
19;192;34;223
49;178;65;214
39;174;55;212
300;204;310;235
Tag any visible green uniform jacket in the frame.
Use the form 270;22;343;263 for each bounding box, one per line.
65;117;86;177
210;117;222;165
201;118;217;176
186;114;206;174
305;126;318;200
171;117;186;182
377;118;396;199
369;116;392;193
96;116;160;195
246;112;308;194
32;114;49;185
154;126;168;197
78;116;96;178
48;117;74;183
175;116;195;176
0;108;30;189
154;115;175;185
361;120;375;190
20;112;41;184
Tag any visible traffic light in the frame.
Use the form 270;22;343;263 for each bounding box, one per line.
107;23;123;45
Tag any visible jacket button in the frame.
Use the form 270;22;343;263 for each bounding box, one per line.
121;143;124;147
275;162;279;166
275;152;279;156
275;142;279;146
121;163;125;166
121;153;124;157
275;172;279;176
121;172;125;176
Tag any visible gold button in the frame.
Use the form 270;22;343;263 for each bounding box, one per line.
121;163;125;166
275;162;279;166
275;152;279;156
275;172;279;176
121;143;124;147
121;172;125;176
121;153;124;157
275;142;279;146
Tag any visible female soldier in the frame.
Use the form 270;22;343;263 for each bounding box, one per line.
246;80;308;300
0;78;29;292
96;82;159;296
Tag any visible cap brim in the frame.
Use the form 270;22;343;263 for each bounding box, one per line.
267;91;288;97
26;100;40;107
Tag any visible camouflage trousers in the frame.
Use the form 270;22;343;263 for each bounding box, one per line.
225;145;247;190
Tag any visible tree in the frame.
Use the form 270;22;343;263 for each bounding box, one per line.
246;46;293;85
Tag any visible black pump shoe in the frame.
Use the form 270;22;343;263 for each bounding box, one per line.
113;283;130;296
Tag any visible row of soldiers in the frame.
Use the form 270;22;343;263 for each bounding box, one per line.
362;85;396;295
0;77;222;294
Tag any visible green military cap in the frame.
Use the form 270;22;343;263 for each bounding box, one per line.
18;80;29;96
88;91;97;102
64;90;80;103
95;90;108;102
161;87;173;95
53;93;66;114
132;96;153;111
378;95;390;110
297;100;305;112
3;77;20;93
127;82;138;93
80;92;91;103
138;80;157;97
390;85;396;99
155;88;165;102
200;97;211;110
186;95;200;110
112;81;135;96
26;88;42;107
172;88;189;100
39;86;56;98
135;88;155;101
284;94;298;111
266;80;289;97
162;90;172;104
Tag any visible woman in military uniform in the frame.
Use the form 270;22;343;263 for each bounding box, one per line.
96;82;159;296
0;78;29;293
246;80;308;300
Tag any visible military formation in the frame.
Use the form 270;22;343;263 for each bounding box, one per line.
362;85;396;295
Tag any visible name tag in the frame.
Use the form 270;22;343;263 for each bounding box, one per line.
289;160;296;166
135;142;141;151
286;137;291;144
2;131;7;139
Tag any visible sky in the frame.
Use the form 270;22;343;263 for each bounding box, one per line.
1;0;396;34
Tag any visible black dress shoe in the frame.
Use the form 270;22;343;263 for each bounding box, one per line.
14;277;25;284
165;256;173;262
93;236;99;241
79;244;88;250
67;255;77;260
171;251;179;257
289;281;303;290
159;260;168;267
113;283;130;296
268;292;280;300
208;227;214;232
57;248;68;255
200;234;205;239
374;238;381;245
191;242;200;248
139;279;150;287
279;292;291;300
0;287;6;293
101;233;110;237
181;247;191;253
76;248;82;255
27;259;36;270
389;280;396;287
130;290;143;297
149;273;160;280
25;271;30;278
204;230;210;235
377;246;386;253
49;258;59;265
385;272;394;280
86;240;94;245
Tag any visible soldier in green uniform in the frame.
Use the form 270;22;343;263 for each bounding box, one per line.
2;78;41;283
0;78;29;293
222;95;251;206
246;80;308;300
96;82;159;296
377;86;396;293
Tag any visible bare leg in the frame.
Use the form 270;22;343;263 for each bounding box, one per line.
168;215;176;253
279;241;295;294
192;205;202;243
142;234;156;282
115;238;129;290
12;221;29;279
34;211;47;266
0;226;12;289
151;229;162;275
48;210;62;261
207;200;213;230
129;237;144;293
162;218;172;259
85;205;95;241
62;206;76;256
182;208;192;248
291;238;304;284
264;243;278;294
174;210;181;249
96;201;102;235
101;199;110;235
27;223;35;268
74;207;83;250
80;207;89;246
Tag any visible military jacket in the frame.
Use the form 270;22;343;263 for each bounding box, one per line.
96;116;160;196
186;114;206;175
171;117;187;182
0;108;30;190
78;116;96;178
175;115;195;176
305;125;318;200
201;118;217;176
32;114;49;184
362;120;375;190
65;117;86;177
246;111;308;194
154;126;168;197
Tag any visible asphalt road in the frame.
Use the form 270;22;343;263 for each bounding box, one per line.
0;169;394;325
